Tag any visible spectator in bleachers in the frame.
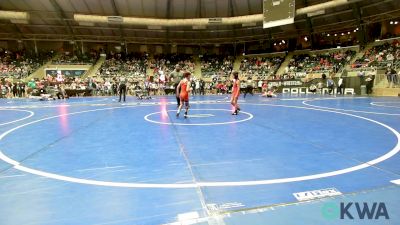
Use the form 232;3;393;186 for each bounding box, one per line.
53;49;98;65
99;52;147;79
240;57;283;80
0;48;53;79
353;41;400;69
201;55;233;78
289;50;355;74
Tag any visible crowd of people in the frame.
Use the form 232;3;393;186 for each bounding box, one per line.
239;57;283;80
98;52;147;78
286;50;355;74
150;54;195;73
52;50;99;65
352;41;400;69
201;55;234;78
2;41;400;99
0;49;54;79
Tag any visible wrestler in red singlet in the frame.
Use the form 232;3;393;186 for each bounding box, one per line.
176;72;191;118
230;71;241;115
232;79;240;99
180;79;189;102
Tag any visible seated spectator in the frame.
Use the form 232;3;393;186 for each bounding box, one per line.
288;50;355;74
201;55;234;78
352;41;400;69
240;57;283;80
0;48;54;79
99;52;147;79
52;49;98;65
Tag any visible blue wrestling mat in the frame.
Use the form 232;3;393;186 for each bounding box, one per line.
0;94;399;225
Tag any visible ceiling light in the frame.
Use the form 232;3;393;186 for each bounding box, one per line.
0;10;29;20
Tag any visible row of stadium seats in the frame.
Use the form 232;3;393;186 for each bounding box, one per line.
98;52;147;78
286;50;356;74
52;50;99;65
1;40;399;80
200;55;234;78
150;54;195;74
239;57;283;80
0;49;54;79
352;41;400;69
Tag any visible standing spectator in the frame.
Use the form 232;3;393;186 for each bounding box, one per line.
170;65;183;107
199;79;205;95
326;76;335;95
358;70;365;86
12;83;18;98
19;83;25;97
337;76;344;95
388;67;397;88
257;80;263;93
191;80;196;95
118;76;127;102
243;77;254;98
393;69;399;88
112;82;117;96
365;75;374;94
195;79;200;95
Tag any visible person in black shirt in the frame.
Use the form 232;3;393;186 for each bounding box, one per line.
170;65;183;107
12;83;18;98
199;79;205;95
118;77;127;102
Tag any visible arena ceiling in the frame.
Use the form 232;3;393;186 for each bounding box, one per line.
0;0;399;45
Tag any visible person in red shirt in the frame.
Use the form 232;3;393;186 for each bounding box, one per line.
230;71;241;115
176;72;191;118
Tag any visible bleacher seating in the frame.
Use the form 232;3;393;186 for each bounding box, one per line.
98;52;147;78
201;55;234;78
52;50;98;65
149;54;195;74
239;57;283;79
287;50;355;74
352;41;400;69
0;49;54;79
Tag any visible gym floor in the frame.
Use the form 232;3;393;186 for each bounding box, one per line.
0;94;399;225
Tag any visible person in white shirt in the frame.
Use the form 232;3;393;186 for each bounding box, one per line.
387;53;394;61
195;79;200;94
244;78;254;98
159;70;165;83
337;77;344;95
258;80;263;92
